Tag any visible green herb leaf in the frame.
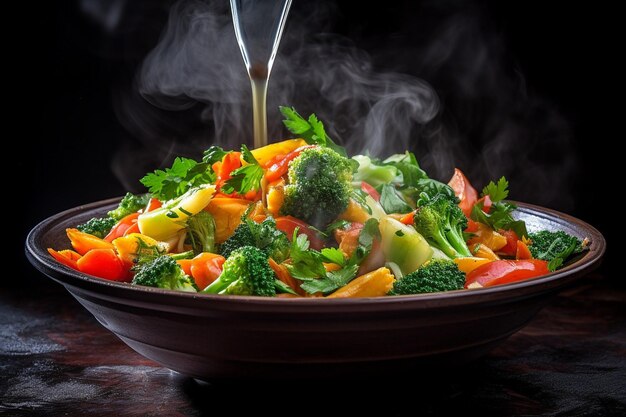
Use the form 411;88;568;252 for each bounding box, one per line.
471;201;528;238
350;218;380;265
325;219;350;236
289;220;380;295
280;106;311;134
140;157;213;201
279;106;347;156
382;152;428;186
240;144;259;165
320;247;346;266
379;184;413;214
221;144;263;194
482;176;509;202
202;146;228;165
537;236;580;272
285;231;327;280
300;264;358;294
415;179;458;202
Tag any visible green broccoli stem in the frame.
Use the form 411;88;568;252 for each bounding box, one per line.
445;227;472;257
202;276;230;294
429;228;459;259
169;251;194;260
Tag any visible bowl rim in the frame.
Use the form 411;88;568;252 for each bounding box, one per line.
25;197;606;309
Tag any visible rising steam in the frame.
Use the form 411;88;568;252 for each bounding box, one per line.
112;0;575;210
131;0;438;154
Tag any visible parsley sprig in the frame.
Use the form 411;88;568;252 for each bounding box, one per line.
471;176;528;238
221;145;264;195
140;157;213;201
279;106;347;156
286;218;380;294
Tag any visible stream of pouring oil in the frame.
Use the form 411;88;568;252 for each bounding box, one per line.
230;0;293;149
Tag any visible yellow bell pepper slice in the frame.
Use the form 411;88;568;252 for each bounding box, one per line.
137;185;215;241
249;138;307;167
453;257;492;274
327;267;395;298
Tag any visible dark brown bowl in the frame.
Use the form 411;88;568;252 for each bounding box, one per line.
25;199;605;380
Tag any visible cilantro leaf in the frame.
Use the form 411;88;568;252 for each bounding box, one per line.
279;106;347;156
221;145;263;195
140;157;213;201
482;176;509;202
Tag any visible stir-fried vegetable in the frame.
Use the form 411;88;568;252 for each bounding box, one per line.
389;259;465;295
281;146;354;229
47;106;589;297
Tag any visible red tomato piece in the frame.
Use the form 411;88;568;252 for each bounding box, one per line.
275;215;325;250
477;195;492;213
498;229;519;257
448;168;478;217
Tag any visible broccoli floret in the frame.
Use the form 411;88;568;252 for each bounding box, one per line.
132;255;197;292
202;246;276;296
529;230;584;270
186;211;216;255
220;217;290;262
108;192;150;220
389;259;465;295
77;217;117;238
414;194;472;258
281;147;353;229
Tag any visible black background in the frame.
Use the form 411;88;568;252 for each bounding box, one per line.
16;0;616;285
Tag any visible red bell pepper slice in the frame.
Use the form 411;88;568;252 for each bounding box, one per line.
465;259;549;288
76;249;128;281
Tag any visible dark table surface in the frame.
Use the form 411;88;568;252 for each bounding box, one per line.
1;272;625;417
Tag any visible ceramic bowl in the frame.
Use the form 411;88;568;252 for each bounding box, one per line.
25;198;605;380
